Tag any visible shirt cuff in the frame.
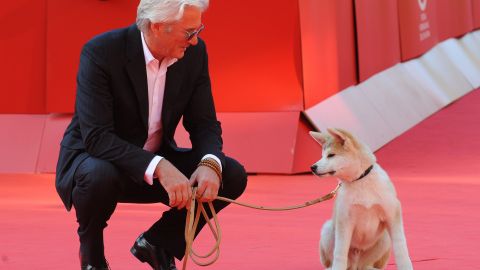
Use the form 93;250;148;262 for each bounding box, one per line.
144;155;163;185
202;154;222;172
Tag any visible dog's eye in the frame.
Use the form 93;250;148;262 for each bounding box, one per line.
327;153;336;158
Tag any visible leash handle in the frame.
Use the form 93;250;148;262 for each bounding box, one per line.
183;188;222;270
182;183;341;269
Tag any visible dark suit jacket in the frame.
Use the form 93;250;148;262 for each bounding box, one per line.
56;24;225;211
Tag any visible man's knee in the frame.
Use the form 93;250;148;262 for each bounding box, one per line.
222;157;248;199
74;157;121;197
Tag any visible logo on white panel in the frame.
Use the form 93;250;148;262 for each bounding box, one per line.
418;0;427;11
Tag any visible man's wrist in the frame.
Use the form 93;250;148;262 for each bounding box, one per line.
202;154;222;172
198;158;222;182
144;155;163;185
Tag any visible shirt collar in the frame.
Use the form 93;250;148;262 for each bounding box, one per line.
141;32;178;66
141;32;155;64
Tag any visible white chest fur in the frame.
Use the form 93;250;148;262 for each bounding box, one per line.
334;166;398;250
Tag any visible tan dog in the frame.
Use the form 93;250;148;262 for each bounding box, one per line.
310;128;413;270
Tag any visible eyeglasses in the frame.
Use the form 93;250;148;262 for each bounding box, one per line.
185;24;205;41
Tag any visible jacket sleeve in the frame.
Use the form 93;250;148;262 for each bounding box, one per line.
75;41;155;183
182;41;226;167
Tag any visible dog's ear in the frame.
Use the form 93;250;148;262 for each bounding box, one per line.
327;128;351;148
309;131;327;146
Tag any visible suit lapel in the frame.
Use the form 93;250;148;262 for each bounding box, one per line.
125;25;149;131
124;25;186;135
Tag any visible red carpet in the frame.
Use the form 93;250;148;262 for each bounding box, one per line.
1;90;480;269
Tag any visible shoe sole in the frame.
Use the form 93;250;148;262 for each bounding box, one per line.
130;246;155;268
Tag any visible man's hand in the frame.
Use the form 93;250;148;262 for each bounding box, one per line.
190;165;221;202
155;159;192;209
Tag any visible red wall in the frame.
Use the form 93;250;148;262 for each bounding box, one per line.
203;0;304;112
437;0;474;41
355;0;401;82
299;0;357;108
1;1;479;114
45;0;304;113
46;0;138;113
398;0;440;61
0;1;46;113
474;0;480;29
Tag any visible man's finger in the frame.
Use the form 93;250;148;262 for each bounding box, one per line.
169;191;177;207
196;183;207;199
200;188;213;202
175;189;184;207
177;190;187;209
179;184;191;209
187;185;193;203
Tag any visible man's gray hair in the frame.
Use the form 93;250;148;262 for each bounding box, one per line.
136;0;209;33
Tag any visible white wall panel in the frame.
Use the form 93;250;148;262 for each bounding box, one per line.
305;86;394;151
438;38;480;88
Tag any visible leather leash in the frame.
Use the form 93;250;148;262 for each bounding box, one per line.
182;183;341;270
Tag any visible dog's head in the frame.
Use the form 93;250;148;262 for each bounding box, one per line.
310;128;376;182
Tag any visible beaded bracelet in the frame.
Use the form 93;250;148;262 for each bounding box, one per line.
199;158;221;172
198;158;222;181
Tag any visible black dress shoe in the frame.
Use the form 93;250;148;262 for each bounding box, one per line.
130;233;177;270
81;264;110;270
79;251;110;270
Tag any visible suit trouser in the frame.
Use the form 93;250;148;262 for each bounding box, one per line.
71;148;248;266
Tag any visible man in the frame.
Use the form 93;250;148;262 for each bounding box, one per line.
55;0;247;269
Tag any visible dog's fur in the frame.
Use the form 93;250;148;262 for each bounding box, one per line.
310;128;413;270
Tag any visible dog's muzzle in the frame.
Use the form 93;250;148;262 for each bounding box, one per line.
311;165;335;176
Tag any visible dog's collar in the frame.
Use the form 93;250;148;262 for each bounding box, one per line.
353;165;374;181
